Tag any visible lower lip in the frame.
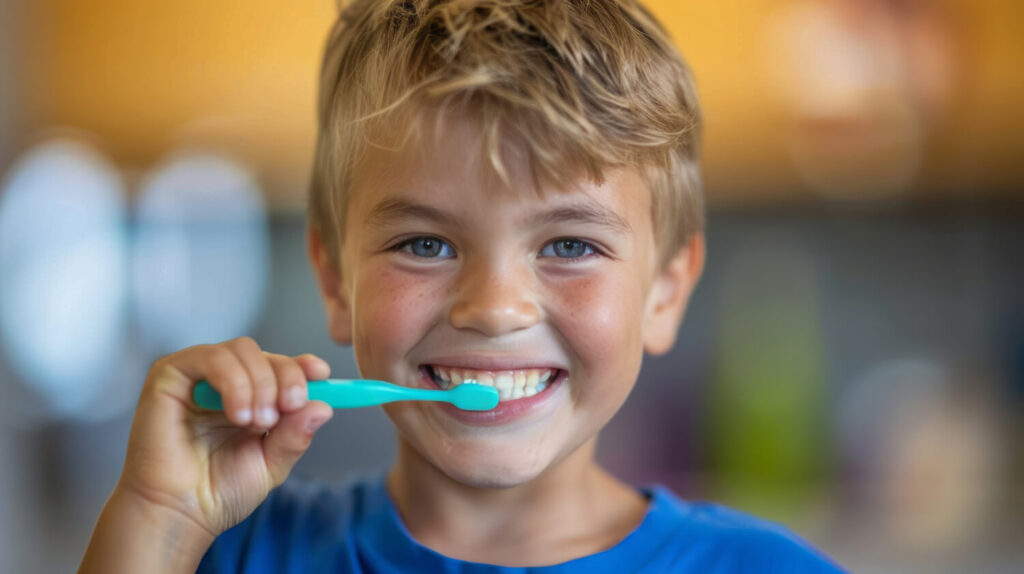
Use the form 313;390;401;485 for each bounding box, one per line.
419;368;565;426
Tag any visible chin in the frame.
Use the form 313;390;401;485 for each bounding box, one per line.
439;461;543;489
431;442;552;489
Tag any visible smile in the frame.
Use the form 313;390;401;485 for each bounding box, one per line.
423;365;558;401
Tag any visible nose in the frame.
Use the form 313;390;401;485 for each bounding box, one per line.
448;262;541;337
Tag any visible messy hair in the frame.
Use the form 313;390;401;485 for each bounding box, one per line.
309;0;703;268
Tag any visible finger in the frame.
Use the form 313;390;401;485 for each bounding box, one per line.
266;353;308;413
229;337;278;430
262;400;334;486
200;346;253;426
147;345;251;425
292;353;331;381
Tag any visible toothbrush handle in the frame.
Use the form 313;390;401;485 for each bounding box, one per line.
192;379;442;410
308;379;421;408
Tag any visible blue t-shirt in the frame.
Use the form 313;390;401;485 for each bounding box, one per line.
197;472;845;573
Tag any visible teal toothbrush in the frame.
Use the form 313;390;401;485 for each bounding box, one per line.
192;379;499;411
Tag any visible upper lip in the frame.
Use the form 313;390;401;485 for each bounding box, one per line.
420;355;566;372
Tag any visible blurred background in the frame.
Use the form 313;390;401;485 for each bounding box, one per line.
0;0;1021;572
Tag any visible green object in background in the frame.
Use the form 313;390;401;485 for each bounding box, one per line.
193;379;499;411
710;244;829;522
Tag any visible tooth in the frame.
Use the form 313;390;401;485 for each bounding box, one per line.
496;373;513;392
428;366;558;400
525;370;539;389
429;367;445;388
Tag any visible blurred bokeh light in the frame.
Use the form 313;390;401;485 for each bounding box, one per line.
132;153;270;354
0;138;128;420
1;1;1022;573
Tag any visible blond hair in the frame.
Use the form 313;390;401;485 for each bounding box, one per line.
309;0;703;268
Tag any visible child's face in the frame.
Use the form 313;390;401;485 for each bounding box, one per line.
311;117;702;488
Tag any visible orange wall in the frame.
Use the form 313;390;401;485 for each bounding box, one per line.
21;0;1024;206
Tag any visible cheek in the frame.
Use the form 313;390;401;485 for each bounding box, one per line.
352;267;445;373
546;272;647;372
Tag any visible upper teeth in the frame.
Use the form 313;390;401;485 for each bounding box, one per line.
430;366;555;400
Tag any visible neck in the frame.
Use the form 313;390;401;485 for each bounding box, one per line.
386;437;647;566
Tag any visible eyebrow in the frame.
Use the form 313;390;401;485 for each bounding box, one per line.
365;197;631;234
529;203;632;234
365;197;458;228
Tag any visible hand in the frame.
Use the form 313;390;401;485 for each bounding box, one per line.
116;337;334;537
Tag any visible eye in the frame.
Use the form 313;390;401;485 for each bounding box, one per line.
539;238;597;259
394;236;455;259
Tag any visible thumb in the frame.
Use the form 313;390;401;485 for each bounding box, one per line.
262;400;334;486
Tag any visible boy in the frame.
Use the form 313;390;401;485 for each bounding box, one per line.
80;0;845;571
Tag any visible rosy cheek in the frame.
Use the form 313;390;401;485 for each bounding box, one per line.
546;272;645;370
353;266;445;375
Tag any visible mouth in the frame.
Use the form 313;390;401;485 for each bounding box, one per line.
421;364;560;401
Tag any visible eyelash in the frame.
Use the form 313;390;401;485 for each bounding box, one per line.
390;236;455;259
538;238;601;261
388;236;604;262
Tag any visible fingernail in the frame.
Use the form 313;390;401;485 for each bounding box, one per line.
305;416;328;433
257;407;278;426
287;387;306;408
236;408;252;424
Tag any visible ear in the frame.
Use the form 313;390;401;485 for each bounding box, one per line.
307;225;353;345
642;233;705;355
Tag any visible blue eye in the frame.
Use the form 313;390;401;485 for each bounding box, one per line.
540;239;596;259
397;236;455;259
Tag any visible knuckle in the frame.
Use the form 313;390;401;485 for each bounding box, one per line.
283;434;313;460
146;354;183;384
144;361;177;397
220;374;250;397
250;374;278;406
147;355;169;377
150;361;174;382
253;360;277;387
232;336;260;353
276;358;305;384
205;345;235;368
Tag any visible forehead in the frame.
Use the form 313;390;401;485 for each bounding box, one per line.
348;113;653;222
353;112;538;196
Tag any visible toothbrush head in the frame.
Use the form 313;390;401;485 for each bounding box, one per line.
446;381;500;411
